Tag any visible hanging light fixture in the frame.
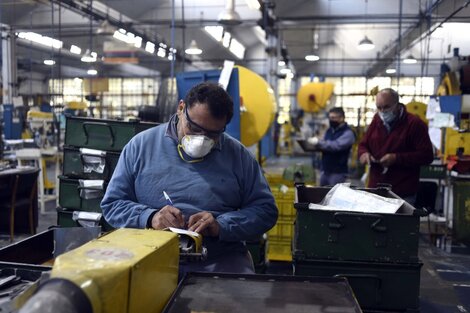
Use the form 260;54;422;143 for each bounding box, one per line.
357;0;375;51
357;36;375;50
87;68;98;75
403;55;417;64
218;0;242;26
386;68;396;74
81;49;97;62
43;59;55;66
305;29;320;61
185;40;203;55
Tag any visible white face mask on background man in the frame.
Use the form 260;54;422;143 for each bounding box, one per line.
378;110;396;124
179;134;215;159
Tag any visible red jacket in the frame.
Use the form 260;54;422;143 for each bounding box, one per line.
358;105;434;197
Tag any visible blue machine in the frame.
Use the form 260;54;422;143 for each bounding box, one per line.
440;96;462;128
3;104;24;139
176;69;241;141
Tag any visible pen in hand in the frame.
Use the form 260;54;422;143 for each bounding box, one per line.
163;191;174;206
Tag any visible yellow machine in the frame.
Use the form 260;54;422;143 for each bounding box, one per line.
437;72;461;96
443;127;470;162
237;65;277;147
20;229;179;313
296;82;335;113
406;101;428;124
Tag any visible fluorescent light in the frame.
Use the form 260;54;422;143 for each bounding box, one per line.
145;41;155;53
403;55;417;64
357;36;375;51
205;26;224;41
245;0;260;10
229;38;245;59
81;49;97;63
43;59;55;66
17;31;63;49
70;45;82;55
222;32;231;48
278;60;285;66
87;68;98;75
280;68;291;74
386;68;396;74
305;54;320;61
157;47;166;58
185;40;203;55
134;36;142;48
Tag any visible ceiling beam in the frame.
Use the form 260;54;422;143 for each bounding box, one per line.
365;0;470;77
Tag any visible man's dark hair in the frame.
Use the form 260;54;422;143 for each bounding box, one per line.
184;82;234;124
329;107;345;118
379;88;399;104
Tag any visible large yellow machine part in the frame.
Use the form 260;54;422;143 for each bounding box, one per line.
406;101;428;124
443;127;470;161
50;228;179;313
237;65;276;147
297;82;335;113
437;72;462;96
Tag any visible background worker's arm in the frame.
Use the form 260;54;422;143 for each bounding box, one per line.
315;129;355;152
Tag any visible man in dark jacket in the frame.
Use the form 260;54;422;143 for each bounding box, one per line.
308;107;355;186
358;88;433;204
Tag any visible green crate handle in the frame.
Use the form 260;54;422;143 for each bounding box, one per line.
329;212;387;233
82;122;115;147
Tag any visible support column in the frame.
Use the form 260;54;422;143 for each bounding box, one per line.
2;27;18;104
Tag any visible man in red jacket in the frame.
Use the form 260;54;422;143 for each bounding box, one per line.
358;88;434;205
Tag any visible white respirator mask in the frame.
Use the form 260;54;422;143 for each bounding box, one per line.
179;135;215;159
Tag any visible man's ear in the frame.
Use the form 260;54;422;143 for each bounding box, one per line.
177;100;185;114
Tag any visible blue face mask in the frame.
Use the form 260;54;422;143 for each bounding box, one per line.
379;111;396;124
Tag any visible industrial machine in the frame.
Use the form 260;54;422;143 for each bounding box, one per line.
19;229;180;313
296;82;335;114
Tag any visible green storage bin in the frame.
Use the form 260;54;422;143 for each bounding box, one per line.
420;164;446;179
294;259;422;312
57;208;114;231
452;179;470;243
62;146;120;181
246;237;267;274
65;115;156;151
58;176;105;212
294;184;425;263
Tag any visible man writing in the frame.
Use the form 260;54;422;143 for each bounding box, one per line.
101;82;278;274
358;88;433;204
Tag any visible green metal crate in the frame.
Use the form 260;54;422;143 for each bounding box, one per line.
57;208;114;231
451;179;470;243
62;146;120;181
420;164;447;179
294;258;422;312
58;176;105;212
65;115;156;151
294;184;425;263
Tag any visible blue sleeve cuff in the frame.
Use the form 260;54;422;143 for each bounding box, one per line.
139;208;157;229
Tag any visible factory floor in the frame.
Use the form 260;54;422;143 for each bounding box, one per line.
0;154;468;312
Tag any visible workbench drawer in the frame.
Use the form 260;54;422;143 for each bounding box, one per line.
62;146;120;181
294;184;424;263
65;115;156;151
294;259;422;312
58;176;105;213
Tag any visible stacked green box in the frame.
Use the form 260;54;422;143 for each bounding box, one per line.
58;115;157;230
451;179;470;243
293;184;425;312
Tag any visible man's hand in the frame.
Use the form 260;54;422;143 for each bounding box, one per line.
307;136;319;146
379;153;397;167
150;205;185;230
359;152;371;165
187;212;220;237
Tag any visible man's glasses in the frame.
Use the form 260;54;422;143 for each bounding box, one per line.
184;108;226;139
